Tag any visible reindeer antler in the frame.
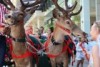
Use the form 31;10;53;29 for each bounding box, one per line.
30;5;39;14
65;0;77;12
52;8;61;19
20;0;41;12
3;0;15;10
52;0;82;18
52;0;67;16
3;0;41;11
69;6;82;17
25;5;39;14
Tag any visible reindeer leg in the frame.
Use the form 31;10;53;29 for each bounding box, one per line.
57;63;62;67
50;59;56;67
63;59;68;67
63;54;69;67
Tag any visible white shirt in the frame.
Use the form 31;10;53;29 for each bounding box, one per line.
76;42;88;52
97;35;100;56
87;41;96;54
88;41;96;67
89;35;100;67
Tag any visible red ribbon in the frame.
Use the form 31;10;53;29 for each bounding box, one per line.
7;38;33;58
79;42;89;61
7;37;39;63
44;35;75;59
56;23;71;35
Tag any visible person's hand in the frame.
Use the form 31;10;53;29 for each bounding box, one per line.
3;27;10;35
0;26;10;35
0;26;5;33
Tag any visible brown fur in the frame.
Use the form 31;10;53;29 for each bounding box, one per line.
10;22;34;67
3;0;42;66
46;22;69;67
47;0;84;65
47;17;84;67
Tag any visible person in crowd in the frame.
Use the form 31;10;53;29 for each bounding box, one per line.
47;27;54;37
25;26;33;35
34;28;41;38
72;35;79;45
87;39;96;67
64;35;76;65
0;1;14;66
0;3;9;67
76;37;88;67
39;26;44;35
89;21;100;67
39;26;47;43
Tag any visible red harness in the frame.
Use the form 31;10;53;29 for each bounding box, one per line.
44;23;74;58
44;23;76;66
56;23;71;35
7;38;33;59
7;35;39;63
5;21;39;62
5;20;32;58
79;42;89;61
0;25;5;28
7;37;39;63
44;36;73;58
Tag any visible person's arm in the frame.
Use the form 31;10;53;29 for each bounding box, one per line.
4;6;9;14
0;26;5;33
0;5;9;34
92;45;100;67
84;43;90;60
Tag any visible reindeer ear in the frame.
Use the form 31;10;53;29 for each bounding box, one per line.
52;8;61;19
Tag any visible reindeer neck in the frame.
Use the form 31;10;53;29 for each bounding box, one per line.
53;26;65;43
10;21;26;55
10;22;25;39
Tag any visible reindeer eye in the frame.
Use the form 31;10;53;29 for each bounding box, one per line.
8;15;11;18
66;21;70;24
19;13;24;16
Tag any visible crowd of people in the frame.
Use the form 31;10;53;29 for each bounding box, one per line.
70;21;100;67
22;23;100;67
0;1;100;67
0;1;10;67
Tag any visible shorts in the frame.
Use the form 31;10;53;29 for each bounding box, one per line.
76;51;85;60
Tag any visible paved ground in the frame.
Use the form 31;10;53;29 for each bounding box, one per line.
69;59;89;67
3;57;89;67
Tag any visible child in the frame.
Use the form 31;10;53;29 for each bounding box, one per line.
76;37;88;67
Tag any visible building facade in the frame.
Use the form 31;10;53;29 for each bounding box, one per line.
12;0;100;34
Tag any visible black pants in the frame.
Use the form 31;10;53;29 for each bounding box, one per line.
0;35;6;67
37;55;51;67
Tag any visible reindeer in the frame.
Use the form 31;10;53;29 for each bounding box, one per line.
3;0;42;67
43;0;86;67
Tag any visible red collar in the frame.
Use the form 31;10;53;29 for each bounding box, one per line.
79;42;89;61
7;38;32;59
56;23;71;34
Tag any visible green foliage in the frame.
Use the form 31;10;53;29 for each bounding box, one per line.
44;18;54;32
72;15;80;25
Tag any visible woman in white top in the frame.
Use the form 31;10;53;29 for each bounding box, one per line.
87;40;96;67
90;21;100;67
76;37;88;67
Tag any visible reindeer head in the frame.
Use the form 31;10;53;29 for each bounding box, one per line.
3;0;41;26
52;0;85;37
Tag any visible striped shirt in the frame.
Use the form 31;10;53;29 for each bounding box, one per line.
0;3;8;26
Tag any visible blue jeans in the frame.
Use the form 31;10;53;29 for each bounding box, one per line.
0;36;6;67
